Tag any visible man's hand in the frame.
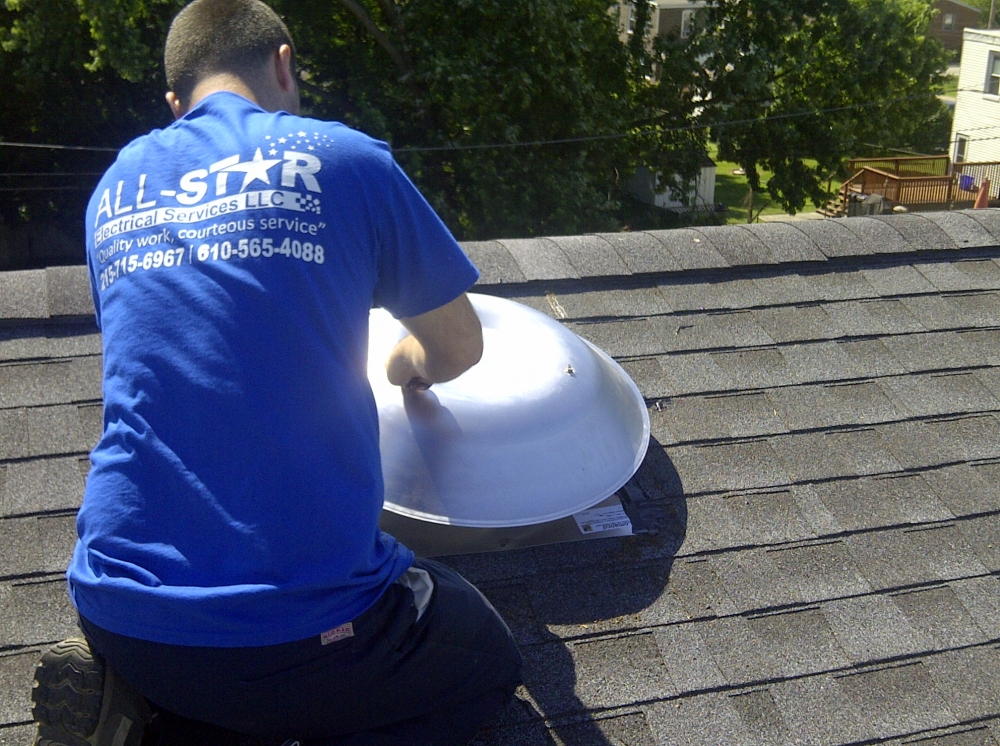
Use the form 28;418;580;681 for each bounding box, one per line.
384;337;433;392
385;294;483;390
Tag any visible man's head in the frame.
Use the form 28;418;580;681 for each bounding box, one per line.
164;0;298;117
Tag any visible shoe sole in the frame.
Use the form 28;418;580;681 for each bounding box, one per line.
32;637;149;746
32;638;103;746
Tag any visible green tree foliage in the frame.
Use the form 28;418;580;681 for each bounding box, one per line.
270;0;639;239
0;0;954;263
0;0;182;245
685;0;953;214
621;0;710;210
961;0;993;27
2;0;645;244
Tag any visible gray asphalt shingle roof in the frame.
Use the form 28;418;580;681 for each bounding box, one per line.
3;209;1000;745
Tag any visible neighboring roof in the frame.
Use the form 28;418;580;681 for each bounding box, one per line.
963;26;1000;44
936;0;981;13
4;210;1000;745
657;1;708;9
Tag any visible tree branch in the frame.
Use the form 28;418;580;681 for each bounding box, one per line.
336;0;408;74
375;0;400;27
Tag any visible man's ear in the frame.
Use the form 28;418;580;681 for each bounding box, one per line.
275;44;296;93
166;91;186;120
273;44;299;114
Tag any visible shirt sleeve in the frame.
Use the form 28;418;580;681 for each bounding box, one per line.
84;196;103;330
369;151;480;319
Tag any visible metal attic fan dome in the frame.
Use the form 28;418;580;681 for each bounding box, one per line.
368;294;649;547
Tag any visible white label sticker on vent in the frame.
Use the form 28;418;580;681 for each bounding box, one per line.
573;504;633;535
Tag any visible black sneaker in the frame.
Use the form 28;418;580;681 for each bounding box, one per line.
32;637;151;746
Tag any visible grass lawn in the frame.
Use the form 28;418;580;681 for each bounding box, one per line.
709;143;842;224
941;75;959;99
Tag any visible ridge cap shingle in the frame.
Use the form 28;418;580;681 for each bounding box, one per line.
3;210;1000;317
468;210;1000;287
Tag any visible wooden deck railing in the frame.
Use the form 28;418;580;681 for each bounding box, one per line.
824;159;1000;217
847;156;950;178
852;167;954;204
953;161;1000;199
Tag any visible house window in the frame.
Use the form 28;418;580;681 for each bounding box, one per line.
625;1;656;36
680;10;696;39
988;53;1000;95
943;13;956;31
955;134;969;164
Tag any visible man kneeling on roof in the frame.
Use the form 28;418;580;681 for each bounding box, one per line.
30;2;522;744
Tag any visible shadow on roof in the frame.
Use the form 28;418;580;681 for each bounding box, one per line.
471;437;686;744
131;439;686;745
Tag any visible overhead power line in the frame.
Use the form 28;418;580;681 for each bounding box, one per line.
950;133;1000;147
394;93;946;153
0;90;951;158
947;122;1000;135
0;186;94;192
0;172;105;177
0;142;119;153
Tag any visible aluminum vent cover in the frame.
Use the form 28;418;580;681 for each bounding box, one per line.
368;293;650;528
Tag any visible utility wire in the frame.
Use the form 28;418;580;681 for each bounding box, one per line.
0;142;118;153
952;86;1000;94
947;122;1000;134
395;91;947;153
857;143;944;157
4;128;995;177
862;133;1000;154
950;134;1000;146
0;187;93;192
0;90;951;157
0;172;105;177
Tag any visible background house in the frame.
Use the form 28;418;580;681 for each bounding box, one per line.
616;0;707;43
628;158;717;212
930;0;982;54
656;0;707;40
617;0;715;215
616;0;657;43
949;27;1000;165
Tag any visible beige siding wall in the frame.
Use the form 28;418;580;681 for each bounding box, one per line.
950;30;1000;163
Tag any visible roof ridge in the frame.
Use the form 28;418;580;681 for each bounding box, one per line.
2;210;1000;321
467;210;1000;286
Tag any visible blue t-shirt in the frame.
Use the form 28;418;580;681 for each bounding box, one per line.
68;92;479;647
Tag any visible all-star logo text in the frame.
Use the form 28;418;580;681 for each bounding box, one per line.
94;148;322;228
93;149;324;247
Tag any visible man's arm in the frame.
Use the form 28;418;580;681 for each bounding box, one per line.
385;293;483;390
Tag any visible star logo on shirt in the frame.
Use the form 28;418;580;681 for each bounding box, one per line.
220;148;281;191
259;131;335;157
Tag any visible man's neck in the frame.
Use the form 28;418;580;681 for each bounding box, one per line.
186;75;260;112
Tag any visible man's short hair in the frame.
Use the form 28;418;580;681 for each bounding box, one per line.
164;0;295;103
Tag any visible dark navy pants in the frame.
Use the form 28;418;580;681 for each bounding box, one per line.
80;558;523;746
